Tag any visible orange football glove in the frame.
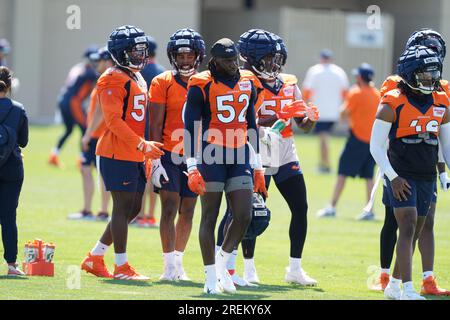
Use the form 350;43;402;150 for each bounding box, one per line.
137;140;164;160
305;103;320;122
276;100;307;120
184;169;206;196
253;169;268;198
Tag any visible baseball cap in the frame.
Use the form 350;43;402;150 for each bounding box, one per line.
320;48;333;59
352;63;375;82
210;38;238;58
0;38;11;54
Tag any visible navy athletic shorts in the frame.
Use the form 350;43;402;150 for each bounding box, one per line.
99;156;147;192
338;133;375;179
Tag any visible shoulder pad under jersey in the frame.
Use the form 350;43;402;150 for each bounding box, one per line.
279;73;298;85
188;70;212;89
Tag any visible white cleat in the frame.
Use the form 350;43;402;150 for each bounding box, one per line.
175;266;191;281
203;282;222;295
384;284;401;300
217;267;237;294
285;267;318;286
7;264;26;276
316;206;336;218
159;265;177;281
400;290;426;300
244;269;260;284
230;270;258;287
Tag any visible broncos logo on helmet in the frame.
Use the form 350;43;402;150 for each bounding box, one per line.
107;25;151;71
238;29;285;80
397;45;443;94
167;28;206;77
406;28;446;60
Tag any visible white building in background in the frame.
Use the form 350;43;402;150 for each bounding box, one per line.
0;0;448;123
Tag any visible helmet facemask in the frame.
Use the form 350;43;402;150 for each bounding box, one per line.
253;53;283;81
124;42;148;71
171;47;199;77
413;69;441;94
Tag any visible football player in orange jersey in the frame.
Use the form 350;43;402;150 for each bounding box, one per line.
370;46;450;300
375;29;450;296
184;38;267;294
81;26;164;281
223;30;318;286
149;28;205;281
69;47;113;222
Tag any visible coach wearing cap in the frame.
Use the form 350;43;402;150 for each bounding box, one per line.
317;63;381;220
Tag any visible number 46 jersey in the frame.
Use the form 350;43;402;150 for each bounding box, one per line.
382;88;449;180
96;66;148;162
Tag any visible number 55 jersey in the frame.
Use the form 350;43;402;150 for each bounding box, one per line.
96;66;148;162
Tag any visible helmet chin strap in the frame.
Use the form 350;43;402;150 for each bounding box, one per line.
405;82;434;95
124;51;146;71
178;67;195;77
252;65;275;81
173;54;200;77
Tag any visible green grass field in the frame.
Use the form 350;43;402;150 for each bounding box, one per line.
1;126;450;300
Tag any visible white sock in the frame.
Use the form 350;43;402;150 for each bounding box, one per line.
163;251;175;268
389;276;401;288
216;249;231;269
52;148;59;156
91;241;109;256
244;258;256;273
403;281;415;292
205;264;216;285
289;257;302;271
215;245;221;255
174;250;184;267
423;271;433;279
381;268;390;274
227;250;238;270
115;253;128;267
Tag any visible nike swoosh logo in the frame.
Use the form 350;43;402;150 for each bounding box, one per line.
123;181;132;186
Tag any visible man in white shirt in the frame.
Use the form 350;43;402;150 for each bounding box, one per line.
302;49;349;173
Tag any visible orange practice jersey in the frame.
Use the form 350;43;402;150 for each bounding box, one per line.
188;69;262;148
96;67;148;162
149;71;187;154
380;75;450;97
381;89;449;139
257;73;298;138
343;84;380;143
87;87;107;139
